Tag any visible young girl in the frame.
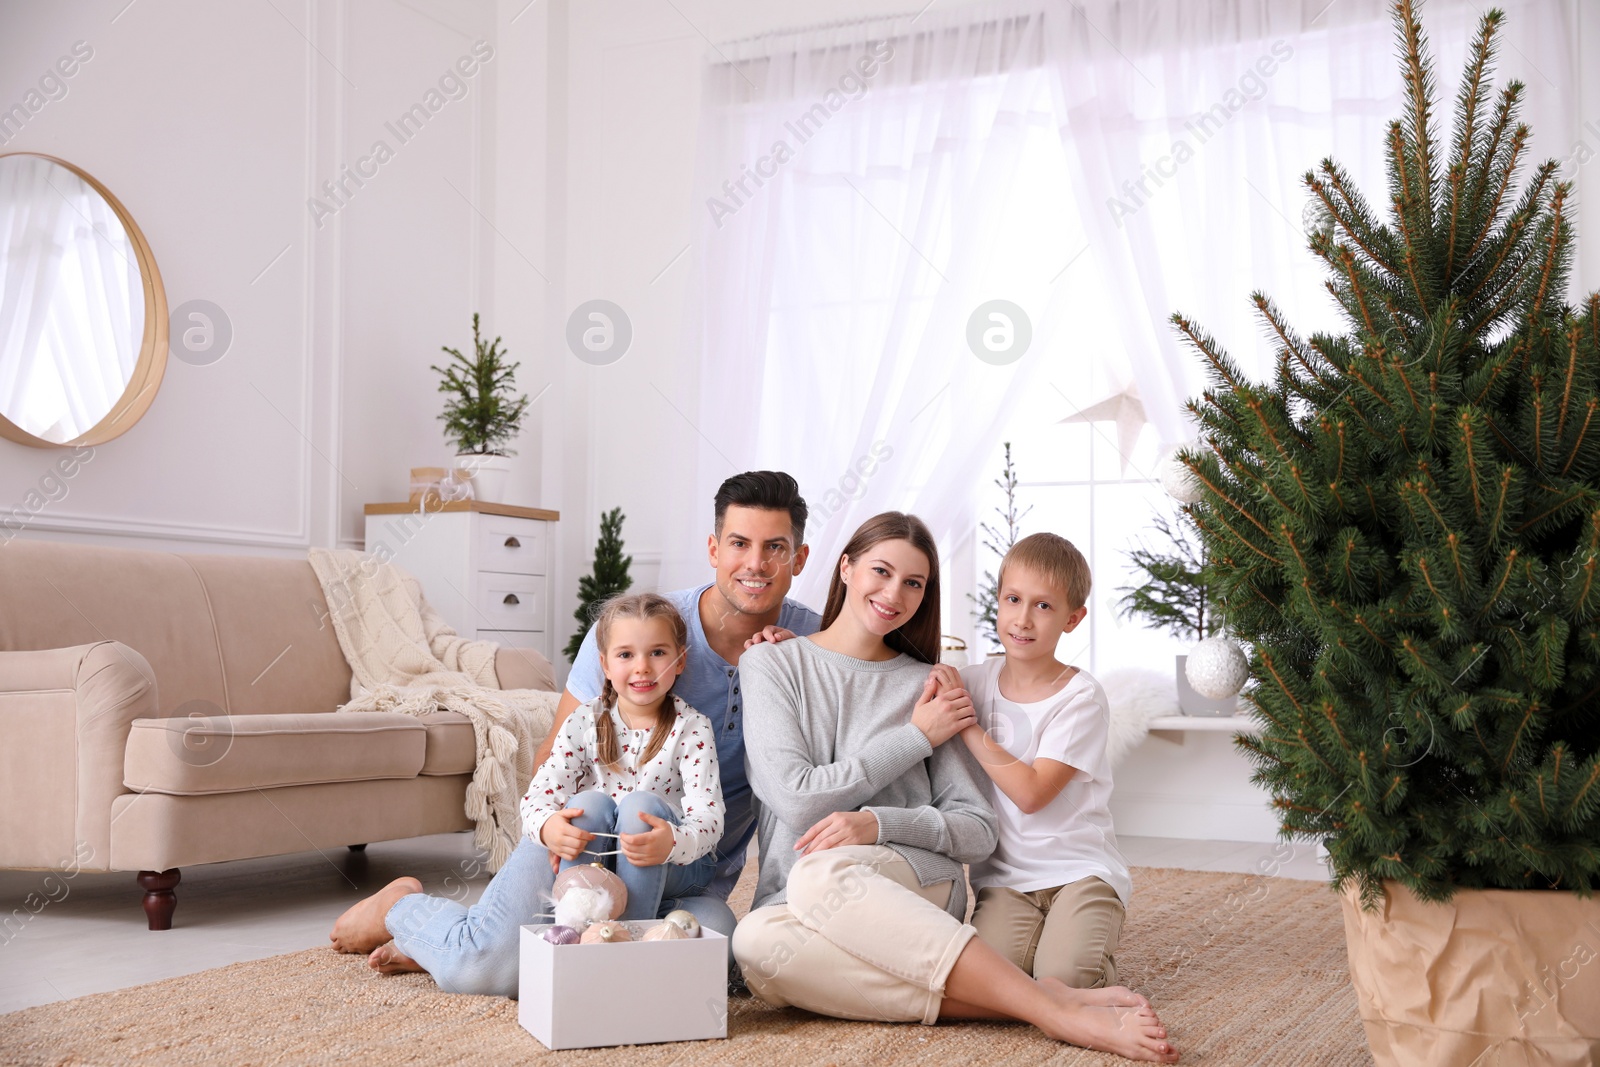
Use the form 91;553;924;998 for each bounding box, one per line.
519;592;723;921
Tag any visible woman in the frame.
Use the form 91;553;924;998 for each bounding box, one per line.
734;511;1177;1062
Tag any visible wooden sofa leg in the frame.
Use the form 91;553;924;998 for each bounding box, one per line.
138;869;181;930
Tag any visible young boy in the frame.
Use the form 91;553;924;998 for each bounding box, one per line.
956;531;1131;989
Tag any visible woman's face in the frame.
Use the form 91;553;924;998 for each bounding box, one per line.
838;538;929;639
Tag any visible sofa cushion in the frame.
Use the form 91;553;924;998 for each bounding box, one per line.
417;711;476;776
124;713;425;796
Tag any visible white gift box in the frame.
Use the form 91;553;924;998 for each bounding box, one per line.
517;924;729;1050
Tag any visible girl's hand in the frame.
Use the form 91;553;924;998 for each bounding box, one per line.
744;625;797;650
795;810;879;855
912;673;977;747
539;808;595;862
619;812;676;867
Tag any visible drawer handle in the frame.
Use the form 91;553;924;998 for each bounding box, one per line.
503;594;520;606
503;536;521;548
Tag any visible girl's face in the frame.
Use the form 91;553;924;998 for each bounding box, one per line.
601;616;686;711
838;538;929;640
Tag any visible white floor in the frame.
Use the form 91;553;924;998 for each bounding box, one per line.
0;832;1331;1016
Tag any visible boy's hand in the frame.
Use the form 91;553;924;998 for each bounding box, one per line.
795;810;879;855
538;808;595;862
619;812;676;867
744;625;797;650
912;672;977;746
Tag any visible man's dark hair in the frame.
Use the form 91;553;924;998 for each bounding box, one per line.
714;471;808;547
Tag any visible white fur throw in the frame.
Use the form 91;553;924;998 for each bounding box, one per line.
308;548;558;871
1099;667;1178;768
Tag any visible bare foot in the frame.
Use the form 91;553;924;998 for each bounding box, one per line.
369;940;425;975
1074;984;1151;1010
329;876;422;953
1038;978;1178;1062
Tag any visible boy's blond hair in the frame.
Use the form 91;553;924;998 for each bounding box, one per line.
999;532;1092;611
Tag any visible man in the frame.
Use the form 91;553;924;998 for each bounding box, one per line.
328;471;819;994
542;470;820;922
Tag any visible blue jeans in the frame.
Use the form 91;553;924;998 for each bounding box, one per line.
384;790;731;997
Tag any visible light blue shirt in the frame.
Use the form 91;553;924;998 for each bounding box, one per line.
566;583;822;899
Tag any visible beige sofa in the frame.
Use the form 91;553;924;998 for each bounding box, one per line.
0;538;557;929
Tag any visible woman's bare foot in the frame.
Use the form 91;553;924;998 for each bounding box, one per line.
1038;978;1178;1062
329;876;422;954
368;940;425;974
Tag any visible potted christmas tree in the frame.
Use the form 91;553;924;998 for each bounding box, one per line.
1173;3;1599;1062
1116;509;1239;716
432;313;530;503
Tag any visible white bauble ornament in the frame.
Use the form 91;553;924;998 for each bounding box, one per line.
1158;452;1205;503
1185;636;1249;699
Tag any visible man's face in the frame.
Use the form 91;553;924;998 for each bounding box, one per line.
706;505;809;617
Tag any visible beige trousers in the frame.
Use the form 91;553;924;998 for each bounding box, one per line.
731;845;978;1025
969;876;1124;988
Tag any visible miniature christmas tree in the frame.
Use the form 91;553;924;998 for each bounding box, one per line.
432;313;530;456
565;507;633;663
1175;1;1600;902
1117;510;1218;643
970;443;1031;650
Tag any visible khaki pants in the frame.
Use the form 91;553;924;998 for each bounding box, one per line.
731;845;977;1025
970;876;1124;988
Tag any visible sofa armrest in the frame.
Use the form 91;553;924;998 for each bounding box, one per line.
494;645;557;693
0;642;157;871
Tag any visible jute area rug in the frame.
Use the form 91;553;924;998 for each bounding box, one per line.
0;865;1372;1066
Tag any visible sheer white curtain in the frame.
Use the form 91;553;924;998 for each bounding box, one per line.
1047;0;1579;443
672;3;1078;603
0;156;141;441
673;0;1581;604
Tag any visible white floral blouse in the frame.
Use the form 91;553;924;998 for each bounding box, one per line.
519;695;724;866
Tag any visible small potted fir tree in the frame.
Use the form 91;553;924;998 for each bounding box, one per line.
431;313;530;503
1116;510;1236;715
1174;3;1600;1062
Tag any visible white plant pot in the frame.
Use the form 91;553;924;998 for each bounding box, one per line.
455;452;511;503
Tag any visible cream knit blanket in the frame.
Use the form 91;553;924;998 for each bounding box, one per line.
308;548;558;871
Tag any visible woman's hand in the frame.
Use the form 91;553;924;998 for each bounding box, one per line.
744;625;798;650
911;672;977;747
538;808;595;862
619;812;676;867
795;810;879;856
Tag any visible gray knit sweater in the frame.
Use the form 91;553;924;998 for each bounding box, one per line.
739;637;998;917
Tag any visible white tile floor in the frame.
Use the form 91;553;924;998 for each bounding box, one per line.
0;832;1331;1015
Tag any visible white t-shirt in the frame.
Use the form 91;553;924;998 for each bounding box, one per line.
961;657;1131;906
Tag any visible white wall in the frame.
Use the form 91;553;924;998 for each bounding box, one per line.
0;0;545;557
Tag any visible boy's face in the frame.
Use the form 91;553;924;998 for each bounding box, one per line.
995;563;1088;663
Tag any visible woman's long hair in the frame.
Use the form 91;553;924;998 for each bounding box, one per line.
820;511;941;664
593;592;690;771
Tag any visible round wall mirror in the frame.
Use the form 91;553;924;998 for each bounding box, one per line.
0;153;166;447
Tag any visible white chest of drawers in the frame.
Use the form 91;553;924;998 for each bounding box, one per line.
363;500;560;664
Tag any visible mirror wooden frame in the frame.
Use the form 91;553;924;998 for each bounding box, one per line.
0;152;167;448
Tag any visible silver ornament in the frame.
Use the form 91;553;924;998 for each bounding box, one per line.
1185;636;1249;699
662;909;701;937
